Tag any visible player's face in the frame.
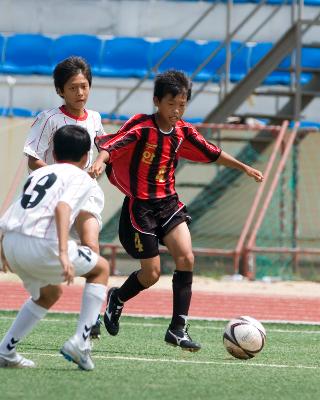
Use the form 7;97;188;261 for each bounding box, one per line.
60;73;90;117
154;92;188;131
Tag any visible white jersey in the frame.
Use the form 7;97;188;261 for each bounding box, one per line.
0;163;102;240
23;106;105;169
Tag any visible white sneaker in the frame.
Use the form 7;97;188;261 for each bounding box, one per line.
0;351;35;368
60;338;94;371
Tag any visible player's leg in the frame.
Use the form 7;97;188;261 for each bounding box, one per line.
74;210;103;339
162;222;201;352
0;285;63;368
104;256;161;336
60;249;108;371
103;197;160;336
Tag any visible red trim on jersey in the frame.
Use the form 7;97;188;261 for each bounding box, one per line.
59;105;88;121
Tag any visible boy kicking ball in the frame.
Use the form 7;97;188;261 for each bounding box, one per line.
91;70;263;352
0;125;109;370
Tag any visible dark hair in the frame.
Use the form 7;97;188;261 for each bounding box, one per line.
53;125;91;162
153;70;192;101
53;56;92;94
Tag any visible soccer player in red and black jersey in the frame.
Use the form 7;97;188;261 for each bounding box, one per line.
91;70;263;351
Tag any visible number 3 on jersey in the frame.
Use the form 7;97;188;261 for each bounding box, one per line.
21;173;57;209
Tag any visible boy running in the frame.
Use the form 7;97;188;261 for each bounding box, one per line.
91;70;263;351
23;56;105;338
0;125;109;370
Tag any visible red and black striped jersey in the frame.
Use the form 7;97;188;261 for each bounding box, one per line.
95;114;221;200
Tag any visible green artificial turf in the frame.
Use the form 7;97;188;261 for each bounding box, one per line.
0;311;320;400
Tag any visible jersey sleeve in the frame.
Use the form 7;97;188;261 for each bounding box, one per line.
179;125;221;163
95;128;140;163
23;112;53;160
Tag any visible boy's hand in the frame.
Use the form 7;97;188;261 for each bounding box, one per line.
59;251;75;285
89;150;110;178
88;159;105;179
245;166;264;182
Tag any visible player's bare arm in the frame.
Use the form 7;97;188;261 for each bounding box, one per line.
55;201;75;285
27;155;47;171
89;149;110;178
0;235;11;273
215;150;264;182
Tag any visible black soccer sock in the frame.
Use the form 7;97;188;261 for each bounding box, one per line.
170;270;193;330
117;271;146;302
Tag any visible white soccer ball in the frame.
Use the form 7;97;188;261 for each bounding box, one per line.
223;316;266;360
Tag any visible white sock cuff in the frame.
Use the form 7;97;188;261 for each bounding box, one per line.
25;298;48;319
84;283;107;302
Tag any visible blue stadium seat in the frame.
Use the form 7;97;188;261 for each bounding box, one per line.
52;34;103;75
230;43;253;82
98;37;152;78
249;42;312;85
196;40;240;82
1;34;53;75
0;34;5;72
150;39;201;77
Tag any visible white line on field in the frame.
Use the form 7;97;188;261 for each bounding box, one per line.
20;351;320;370
0;316;320;334
1;310;320;325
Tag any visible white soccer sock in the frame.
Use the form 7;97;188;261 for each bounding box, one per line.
0;298;47;355
74;283;106;350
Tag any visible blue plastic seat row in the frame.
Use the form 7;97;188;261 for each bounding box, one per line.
0;33;318;85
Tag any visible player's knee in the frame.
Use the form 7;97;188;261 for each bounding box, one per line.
88;256;109;283
149;268;161;284
83;240;100;255
37;285;63;308
141;266;161;287
176;252;194;270
46;285;63;303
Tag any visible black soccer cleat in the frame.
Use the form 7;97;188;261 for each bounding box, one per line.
90;315;102;340
165;324;201;352
103;287;124;336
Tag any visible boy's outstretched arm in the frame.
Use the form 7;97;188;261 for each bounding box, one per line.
216;150;264;182
89;150;110;178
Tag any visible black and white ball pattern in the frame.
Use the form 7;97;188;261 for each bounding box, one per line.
223;316;266;359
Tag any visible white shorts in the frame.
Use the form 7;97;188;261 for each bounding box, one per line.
2;231;99;300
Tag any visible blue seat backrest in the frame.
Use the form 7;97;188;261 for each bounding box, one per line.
150;39;201;76
2;34;53;74
52;34;103;73
0;34;4;69
99;37;152;78
251;42;312;85
196;40;241;82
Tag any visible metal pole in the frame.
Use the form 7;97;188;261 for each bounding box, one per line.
244;123;299;279
225;0;232;97
233;121;288;274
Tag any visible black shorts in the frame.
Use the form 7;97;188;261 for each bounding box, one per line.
119;194;191;259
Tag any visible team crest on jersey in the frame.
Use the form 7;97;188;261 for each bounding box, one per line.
142;142;157;164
